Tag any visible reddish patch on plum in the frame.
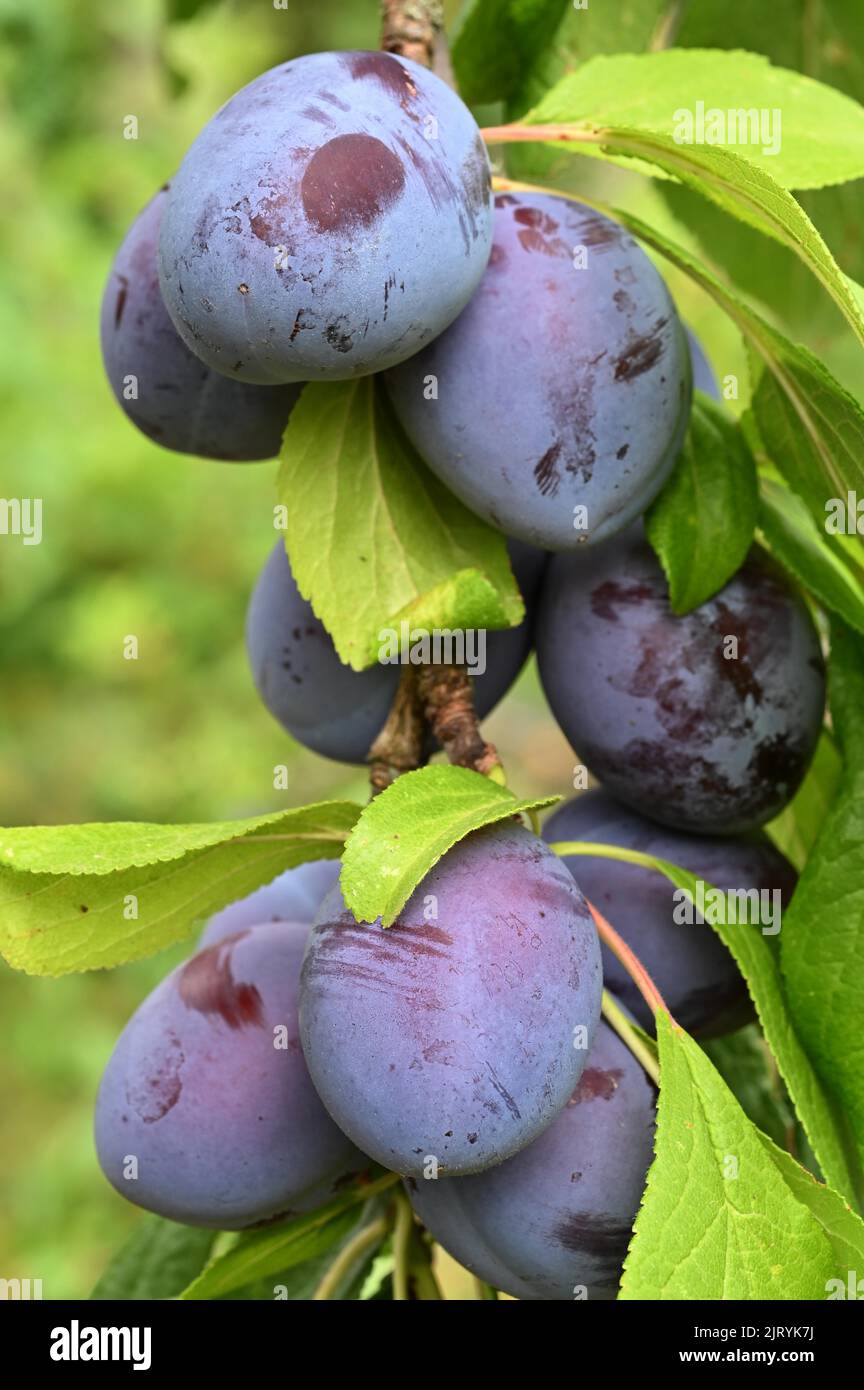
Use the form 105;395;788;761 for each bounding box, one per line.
590;580;656;622
513;205;570;258
301;134;405;233
127;1030;184;1123
569;1067;623;1103
344;52;418;111
179;938;265;1030
578;214;622;249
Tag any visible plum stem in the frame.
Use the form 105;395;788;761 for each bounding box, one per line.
368;665;425;795
392;1189;415;1300
380;0;444;70
417;663;503;778
480;123;604;147
601;989;661;1087
312;1214;389;1301
587;898;677;1025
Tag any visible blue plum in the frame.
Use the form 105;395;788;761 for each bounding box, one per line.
100;188;303;459
536;529;825;833
299;822;603;1177
246;537;547;764
543;790;797;1036
384;192;691;550
158;51;492;385
687;327;721;400
200;859;341;947
408;1020;655;1299
95;921;365;1229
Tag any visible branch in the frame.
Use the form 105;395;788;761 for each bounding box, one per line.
380;0;444;69
417;663;502;778
368;666;425;795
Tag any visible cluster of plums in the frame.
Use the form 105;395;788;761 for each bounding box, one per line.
97;49;826;1298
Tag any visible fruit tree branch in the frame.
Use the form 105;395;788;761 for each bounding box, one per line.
380;0;444;69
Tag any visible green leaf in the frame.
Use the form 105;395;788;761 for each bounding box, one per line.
526;50;864;189
0;800;359;976
752;350;864;531
645;393;758;612
767;731;843;873
277;380;523;670
451;0;571;106
342;765;557;927
781;623;864;1181
180;1174;398;1301
90;1217;215;1300
620;1014;864;1299
576;200;864;546
553;838;861;1202
701;1025;794;1150
758;477;864;635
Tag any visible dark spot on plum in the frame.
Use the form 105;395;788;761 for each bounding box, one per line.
238;283;250;294
614;318;668;382
590;579;655;622
613;289;635;313
325;321;354;353
290;310;307;342
535;440;563;496
301;134;405;233
467;1133;478;1144
489;244;507;267
569;1067;623;1103
495;192;519;208
513;206;570;258
179;938;264;1030
579;214;622;249
551;1212;631;1259
320;90;350;111
344;51;418;112
114;275;129;328
617;444;629;459
302;105;335;126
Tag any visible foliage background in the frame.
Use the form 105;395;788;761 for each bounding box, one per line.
0;0;859;1297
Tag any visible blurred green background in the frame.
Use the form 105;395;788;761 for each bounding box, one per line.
0;0;859;1298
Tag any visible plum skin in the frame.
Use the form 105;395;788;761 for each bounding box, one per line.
200;859;341;947
543;790;797;1037
536;529;826;833
299;822;603;1177
246;536;547;765
408;1020;656;1300
158;51;493;385
385;192;691;551
100;188;303;459
95;921;365;1229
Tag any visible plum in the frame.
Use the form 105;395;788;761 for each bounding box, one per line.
385;192;691;550
159;51;492;384
95;921;365;1228
299;822;603;1177
536;529;825;833
200;859;341;947
543;790;797;1036
100;188;303;459
246;537;547;764
408;1020;656;1299
687;327;721;401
